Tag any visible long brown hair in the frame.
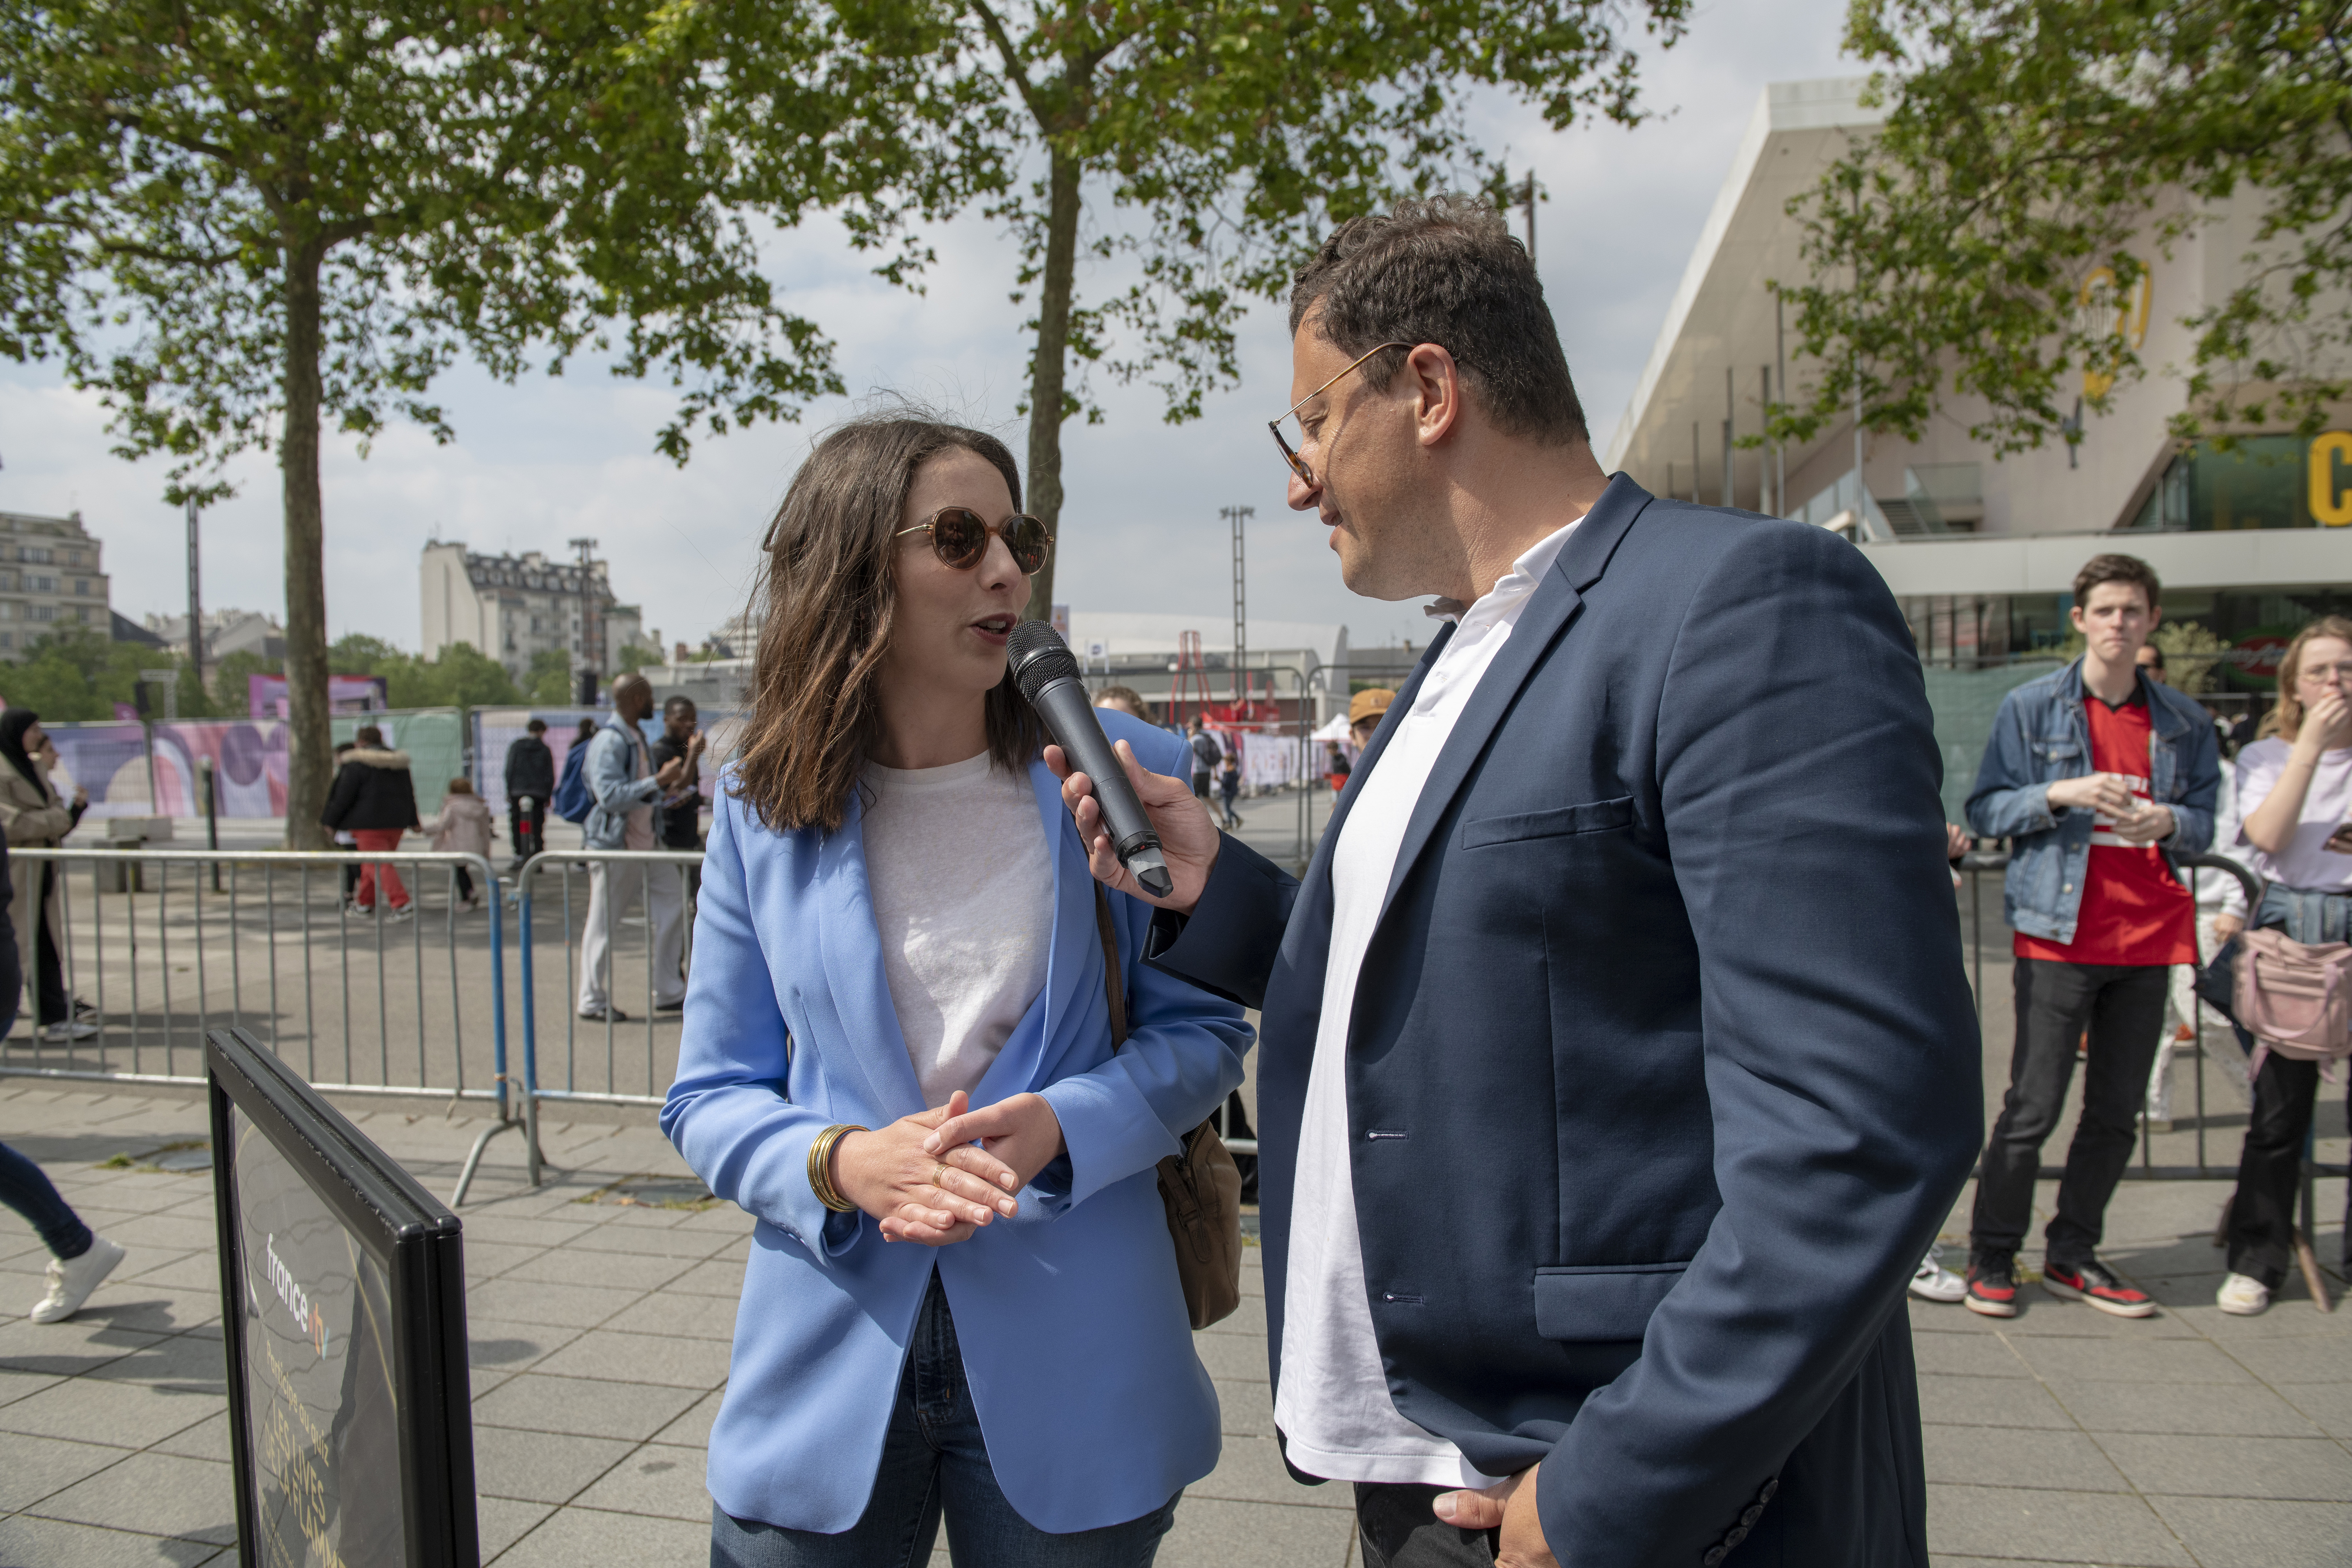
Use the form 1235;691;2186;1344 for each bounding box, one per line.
731;414;1045;833
2259;615;2352;742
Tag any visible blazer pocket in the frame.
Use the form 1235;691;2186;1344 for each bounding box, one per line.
1533;1262;1687;1342
1461;796;1634;850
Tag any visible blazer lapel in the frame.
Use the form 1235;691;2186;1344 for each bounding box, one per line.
813;795;929;1121
1377;475;1653;922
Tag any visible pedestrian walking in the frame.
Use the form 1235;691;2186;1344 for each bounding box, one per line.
1046;195;1978;1567
321;725;421;918
0;836;125;1320
504;717;554;871
1964;554;2220;1319
1217;753;1242;829
575;675;688;1022
2209;617;2352;1316
1185;714;1221;799
426;778;495;909
0;711;96;1042
663;413;1247;1561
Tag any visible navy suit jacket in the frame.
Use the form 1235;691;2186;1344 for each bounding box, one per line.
1148;476;1982;1567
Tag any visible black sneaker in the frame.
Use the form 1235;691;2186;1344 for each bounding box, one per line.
1965;1251;2020;1317
577;1005;631;1023
2041;1256;2157;1318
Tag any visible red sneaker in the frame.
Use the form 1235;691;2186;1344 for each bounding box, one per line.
2041;1258;2157;1318
1964;1255;2019;1317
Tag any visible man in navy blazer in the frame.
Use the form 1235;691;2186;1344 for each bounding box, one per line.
1054;197;1981;1567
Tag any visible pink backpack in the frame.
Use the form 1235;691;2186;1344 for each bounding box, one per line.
2235;926;2352;1079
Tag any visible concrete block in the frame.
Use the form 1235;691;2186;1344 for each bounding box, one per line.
465;1276;642;1330
528;1327;730;1390
484;1500;711;1567
1925;1483;2194;1566
568;1442;711;1522
2011;1336;2255;1385
0;1433;131;1513
26;1450;236;1544
0;1515;221;1568
1924;1424;2129;1492
2044;1377;2326;1437
468;1424;634;1505
473;1373;705;1441
2096;1433;2352;1502
2143;1494;2352;1568
1159;1495;1358;1568
1180;1435;1351;1511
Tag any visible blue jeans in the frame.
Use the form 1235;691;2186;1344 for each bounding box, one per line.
0;1142;90;1261
710;1273;1178;1568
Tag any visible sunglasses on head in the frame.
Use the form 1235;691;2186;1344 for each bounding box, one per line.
894;507;1054;576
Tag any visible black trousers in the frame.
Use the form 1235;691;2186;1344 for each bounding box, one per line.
33;864;68;1026
508;795;546;863
2225;1051;2320;1289
1972;958;2169;1265
1353;1484;1498;1568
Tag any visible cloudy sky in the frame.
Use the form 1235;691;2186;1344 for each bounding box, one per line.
0;0;1858;661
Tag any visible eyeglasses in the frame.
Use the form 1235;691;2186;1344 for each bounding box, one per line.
2299;661;2352;683
894;507;1054;576
1269;341;1416;488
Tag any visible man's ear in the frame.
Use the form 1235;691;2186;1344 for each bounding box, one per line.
1407;345;1467;449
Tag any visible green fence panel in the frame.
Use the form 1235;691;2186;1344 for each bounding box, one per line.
1920;662;2062;827
333;708;464;817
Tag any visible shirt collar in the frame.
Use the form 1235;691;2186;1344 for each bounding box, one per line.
1427;516;1584;632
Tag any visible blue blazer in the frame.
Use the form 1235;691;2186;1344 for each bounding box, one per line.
662;717;1251;1534
1148;476;1983;1568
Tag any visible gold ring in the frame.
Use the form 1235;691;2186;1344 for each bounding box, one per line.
933;1162;951;1189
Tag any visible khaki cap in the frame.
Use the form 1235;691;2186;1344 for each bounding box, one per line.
1349;688;1396;726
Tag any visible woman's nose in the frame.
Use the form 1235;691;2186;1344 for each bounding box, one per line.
978;532;1025;591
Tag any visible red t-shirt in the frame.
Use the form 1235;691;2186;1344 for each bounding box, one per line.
2014;696;2196;967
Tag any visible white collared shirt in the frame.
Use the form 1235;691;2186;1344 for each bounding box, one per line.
1275;518;1582;1488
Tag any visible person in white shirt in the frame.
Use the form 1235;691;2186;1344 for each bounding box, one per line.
2209;617;2352;1316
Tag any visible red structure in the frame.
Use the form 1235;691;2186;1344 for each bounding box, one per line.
1169;631;1216;727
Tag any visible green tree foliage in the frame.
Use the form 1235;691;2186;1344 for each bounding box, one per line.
210;647;278;712
1774;0;2351;456
615;640;663;674
0;0;922;843
0;632;210;720
327;634;523;708
523;648;575;706
839;0;1691;618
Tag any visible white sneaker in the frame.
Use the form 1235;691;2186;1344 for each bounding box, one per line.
1909;1249;1968;1303
39;1019;99;1043
2217;1272;2271;1316
31;1236;125;1323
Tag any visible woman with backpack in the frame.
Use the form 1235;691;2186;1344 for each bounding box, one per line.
2210;616;2352;1316
661;414;1248;1562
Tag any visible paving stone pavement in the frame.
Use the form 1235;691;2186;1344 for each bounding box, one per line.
6;1084;2352;1567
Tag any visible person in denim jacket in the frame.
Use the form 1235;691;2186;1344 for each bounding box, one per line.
1964;554;2219;1321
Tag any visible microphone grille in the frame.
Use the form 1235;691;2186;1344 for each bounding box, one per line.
1006;619;1080;705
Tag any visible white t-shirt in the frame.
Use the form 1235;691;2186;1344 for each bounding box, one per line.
1275;519;1581;1489
860;752;1054;1106
2218;738;2352;907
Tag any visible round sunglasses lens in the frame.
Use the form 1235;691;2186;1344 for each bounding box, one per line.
1005;517;1049;573
930;509;988;567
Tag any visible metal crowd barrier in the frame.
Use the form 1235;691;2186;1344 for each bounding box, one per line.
0;846;522;1204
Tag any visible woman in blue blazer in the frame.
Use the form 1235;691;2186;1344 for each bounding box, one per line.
663;413;1251;1566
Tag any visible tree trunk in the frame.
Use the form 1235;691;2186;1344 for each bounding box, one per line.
1021;144;1083;626
280;244;332;850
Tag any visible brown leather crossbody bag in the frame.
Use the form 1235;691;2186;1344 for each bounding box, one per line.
1092;883;1243;1329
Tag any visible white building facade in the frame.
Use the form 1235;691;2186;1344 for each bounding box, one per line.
420;542;644;683
0;510;111;658
1607;77;2352;697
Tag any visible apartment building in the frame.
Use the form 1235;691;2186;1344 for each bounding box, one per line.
419;541;643;683
0;510;111;658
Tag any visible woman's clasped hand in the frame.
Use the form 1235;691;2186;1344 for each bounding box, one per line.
831;1088;1069;1245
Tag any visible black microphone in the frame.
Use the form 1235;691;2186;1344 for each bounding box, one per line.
1006;620;1175;898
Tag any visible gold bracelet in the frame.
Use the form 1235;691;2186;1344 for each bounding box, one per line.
807;1124;866;1213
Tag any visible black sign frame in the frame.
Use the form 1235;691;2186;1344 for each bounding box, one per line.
207;1026;479;1568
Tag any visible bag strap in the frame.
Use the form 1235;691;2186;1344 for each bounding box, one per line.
1093;882;1130;1050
